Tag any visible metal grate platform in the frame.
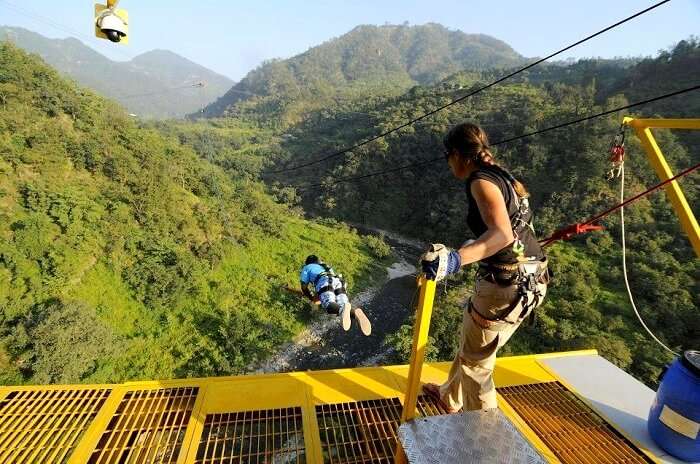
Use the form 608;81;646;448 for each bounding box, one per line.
499;382;654;464
88;386;198;464
0;388;110;464
194;407;306;464
316;395;447;464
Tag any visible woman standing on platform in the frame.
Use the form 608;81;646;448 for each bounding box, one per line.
420;122;550;411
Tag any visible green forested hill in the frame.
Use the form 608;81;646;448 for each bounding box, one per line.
1;24;698;390
268;39;700;385
202;23;525;123
0;26;233;119
0;43;386;385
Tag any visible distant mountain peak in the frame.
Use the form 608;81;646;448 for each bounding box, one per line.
203;22;525;118
0;26;233;119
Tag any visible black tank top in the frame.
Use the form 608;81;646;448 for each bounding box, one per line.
466;165;545;265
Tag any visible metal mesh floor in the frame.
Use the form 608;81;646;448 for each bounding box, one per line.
499;382;654;464
316;395;448;464
88;386;198;464
0;388;111;464
194;407;306;464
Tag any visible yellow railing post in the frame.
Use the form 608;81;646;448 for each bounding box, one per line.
623;117;700;257
394;276;437;463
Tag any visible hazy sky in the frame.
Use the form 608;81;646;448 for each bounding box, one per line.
1;0;698;80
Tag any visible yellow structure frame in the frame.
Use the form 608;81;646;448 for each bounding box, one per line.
622;117;700;256
1;352;598;464
394;277;435;463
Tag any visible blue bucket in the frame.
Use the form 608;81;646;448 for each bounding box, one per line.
648;350;700;462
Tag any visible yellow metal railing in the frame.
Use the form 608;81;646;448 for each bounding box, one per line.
622;117;700;256
0;349;619;463
394;277;436;463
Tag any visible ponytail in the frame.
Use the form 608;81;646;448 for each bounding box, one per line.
445;122;530;198
512;179;529;198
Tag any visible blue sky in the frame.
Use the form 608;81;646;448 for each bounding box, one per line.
1;0;698;80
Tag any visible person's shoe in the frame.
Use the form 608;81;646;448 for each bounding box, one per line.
352;307;372;336
341;302;352;331
422;383;459;414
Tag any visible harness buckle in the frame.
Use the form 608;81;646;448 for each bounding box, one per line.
518;262;540;292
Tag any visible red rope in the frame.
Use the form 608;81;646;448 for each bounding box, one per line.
540;161;700;247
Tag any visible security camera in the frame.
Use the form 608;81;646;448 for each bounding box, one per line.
96;10;127;43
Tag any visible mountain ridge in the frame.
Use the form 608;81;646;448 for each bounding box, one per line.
0;26;233;119
202;23;527;120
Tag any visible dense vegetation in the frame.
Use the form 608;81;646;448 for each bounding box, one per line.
0;43;387;385
1;22;697;390
0;27;233;118
202;23;525;123
264;39;699;386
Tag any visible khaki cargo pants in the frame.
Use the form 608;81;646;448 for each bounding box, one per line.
438;276;547;411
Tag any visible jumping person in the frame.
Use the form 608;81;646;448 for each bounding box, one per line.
420;122;550;411
300;255;372;336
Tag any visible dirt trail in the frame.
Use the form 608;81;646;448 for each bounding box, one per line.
253;230;424;373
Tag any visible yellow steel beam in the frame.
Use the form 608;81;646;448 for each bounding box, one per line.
302;386;324;464
67;387;128;464
623;117;700;256
400;277;436;421
624;118;700;130
394;276;436;463
175;385;209;464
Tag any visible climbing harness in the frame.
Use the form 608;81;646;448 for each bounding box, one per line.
471;259;550;328
496;166;535;260
313;263;342;290
313;263;349;310
469;165;534;260
607;124;626;180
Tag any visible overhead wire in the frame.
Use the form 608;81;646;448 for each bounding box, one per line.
264;0;672;175
283;113;550;187
294;83;700;191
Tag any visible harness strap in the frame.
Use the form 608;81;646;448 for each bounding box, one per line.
468;297;522;328
317;284;332;294
470;260;548;328
317;283;347;295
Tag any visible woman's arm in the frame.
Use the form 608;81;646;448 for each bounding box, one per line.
457;179;514;266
